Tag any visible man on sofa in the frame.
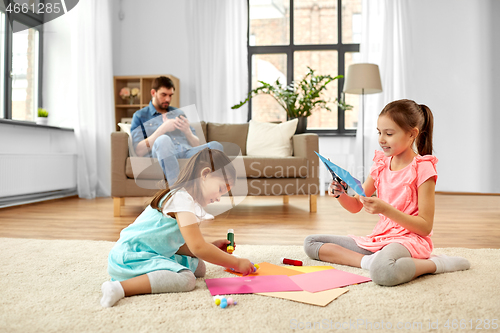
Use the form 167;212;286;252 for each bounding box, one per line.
130;76;223;186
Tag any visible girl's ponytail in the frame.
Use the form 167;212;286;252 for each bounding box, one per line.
417;104;434;156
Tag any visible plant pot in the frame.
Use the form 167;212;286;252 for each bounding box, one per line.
294;116;308;134
36;117;48;125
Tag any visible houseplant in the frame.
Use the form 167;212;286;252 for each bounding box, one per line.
36;108;49;125
232;67;351;133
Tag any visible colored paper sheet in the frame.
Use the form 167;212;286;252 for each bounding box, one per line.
286;265;335;273
290;268;371;293
315;151;366;197
205;275;303;296
257;288;349;307
226;262;303;277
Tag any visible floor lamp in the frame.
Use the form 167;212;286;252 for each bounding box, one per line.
343;63;383;181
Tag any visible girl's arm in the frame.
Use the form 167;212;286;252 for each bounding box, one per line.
335;175;377;213
360;178;436;236
175;212;254;275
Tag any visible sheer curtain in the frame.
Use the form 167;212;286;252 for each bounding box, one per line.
356;0;411;179
186;0;248;123
71;0;114;198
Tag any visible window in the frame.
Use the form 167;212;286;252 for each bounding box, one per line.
248;0;362;135
0;1;43;122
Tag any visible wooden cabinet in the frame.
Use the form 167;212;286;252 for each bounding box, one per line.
113;75;180;130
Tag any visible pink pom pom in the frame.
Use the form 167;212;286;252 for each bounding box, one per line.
227;297;234;305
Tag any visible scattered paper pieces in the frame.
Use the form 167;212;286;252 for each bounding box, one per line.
257;288;349;307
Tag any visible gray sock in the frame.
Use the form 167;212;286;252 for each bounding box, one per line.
147;269;196;294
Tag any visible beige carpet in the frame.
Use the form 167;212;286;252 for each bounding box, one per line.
1;238;499;333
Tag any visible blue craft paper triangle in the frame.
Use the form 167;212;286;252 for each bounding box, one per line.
315;151;366;197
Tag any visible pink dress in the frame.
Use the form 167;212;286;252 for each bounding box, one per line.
350;150;438;259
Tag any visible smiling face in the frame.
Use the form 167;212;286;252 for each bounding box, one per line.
377;115;417;157
199;169;233;207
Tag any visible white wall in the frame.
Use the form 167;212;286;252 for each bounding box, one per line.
405;0;499;193
111;0;195;107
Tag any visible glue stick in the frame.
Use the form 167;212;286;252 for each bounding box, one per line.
280;258;303;266
227;229;235;254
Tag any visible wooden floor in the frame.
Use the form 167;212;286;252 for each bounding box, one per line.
0;194;499;249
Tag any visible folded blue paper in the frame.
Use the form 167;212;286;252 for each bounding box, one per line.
315;151;366;197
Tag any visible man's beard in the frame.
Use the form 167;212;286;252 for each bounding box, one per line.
154;97;169;111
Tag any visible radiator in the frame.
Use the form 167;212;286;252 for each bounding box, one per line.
0;153;77;198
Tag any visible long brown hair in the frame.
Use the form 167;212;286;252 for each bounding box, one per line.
150;148;236;212
379;99;434;156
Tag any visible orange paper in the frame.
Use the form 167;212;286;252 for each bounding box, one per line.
226;262;303;277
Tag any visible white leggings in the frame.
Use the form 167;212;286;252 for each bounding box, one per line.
304;235;416;286
147;259;206;294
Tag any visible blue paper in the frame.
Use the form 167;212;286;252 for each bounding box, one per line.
315;151;366;197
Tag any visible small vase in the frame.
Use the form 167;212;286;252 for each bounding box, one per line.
36;117;48;125
129;96;135;105
294;116;308;134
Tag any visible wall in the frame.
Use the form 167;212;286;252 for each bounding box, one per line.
111;0;194;107
405;0;499;193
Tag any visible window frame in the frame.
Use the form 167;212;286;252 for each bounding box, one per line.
1;0;44;121
247;0;360;136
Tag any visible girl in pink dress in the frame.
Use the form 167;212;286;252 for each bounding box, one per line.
304;99;470;286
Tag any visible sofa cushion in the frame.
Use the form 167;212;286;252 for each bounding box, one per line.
246;119;298;157
126;156;307;179
242;156;308;178
126;158;188;180
207;122;249;155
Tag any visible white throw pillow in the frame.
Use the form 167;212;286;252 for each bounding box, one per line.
117;123;132;136
246;119;298;157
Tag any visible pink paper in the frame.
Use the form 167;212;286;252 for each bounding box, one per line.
290;269;371;293
205;275;303;296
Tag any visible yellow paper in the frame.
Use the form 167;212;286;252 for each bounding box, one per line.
257;288;349;307
286;265;335;273
225;262;303;277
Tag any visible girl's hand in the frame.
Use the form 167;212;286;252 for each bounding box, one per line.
212;239;234;253
359;196;390;215
236;258;255;276
328;180;347;198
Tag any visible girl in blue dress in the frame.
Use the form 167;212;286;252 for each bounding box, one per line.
101;148;255;307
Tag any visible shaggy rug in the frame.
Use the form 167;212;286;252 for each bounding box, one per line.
1;238;499;333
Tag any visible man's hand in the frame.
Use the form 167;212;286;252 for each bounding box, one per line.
157;118;177;134
359;196;390;215
174;115;191;134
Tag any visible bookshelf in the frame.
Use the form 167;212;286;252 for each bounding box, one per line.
113;75;180;130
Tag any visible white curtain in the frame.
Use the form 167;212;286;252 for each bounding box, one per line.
71;0;114;198
356;0;411;179
186;0;248;123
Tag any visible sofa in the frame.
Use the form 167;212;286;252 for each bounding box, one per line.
111;121;320;216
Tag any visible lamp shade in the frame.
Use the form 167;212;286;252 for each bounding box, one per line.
343;63;382;95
